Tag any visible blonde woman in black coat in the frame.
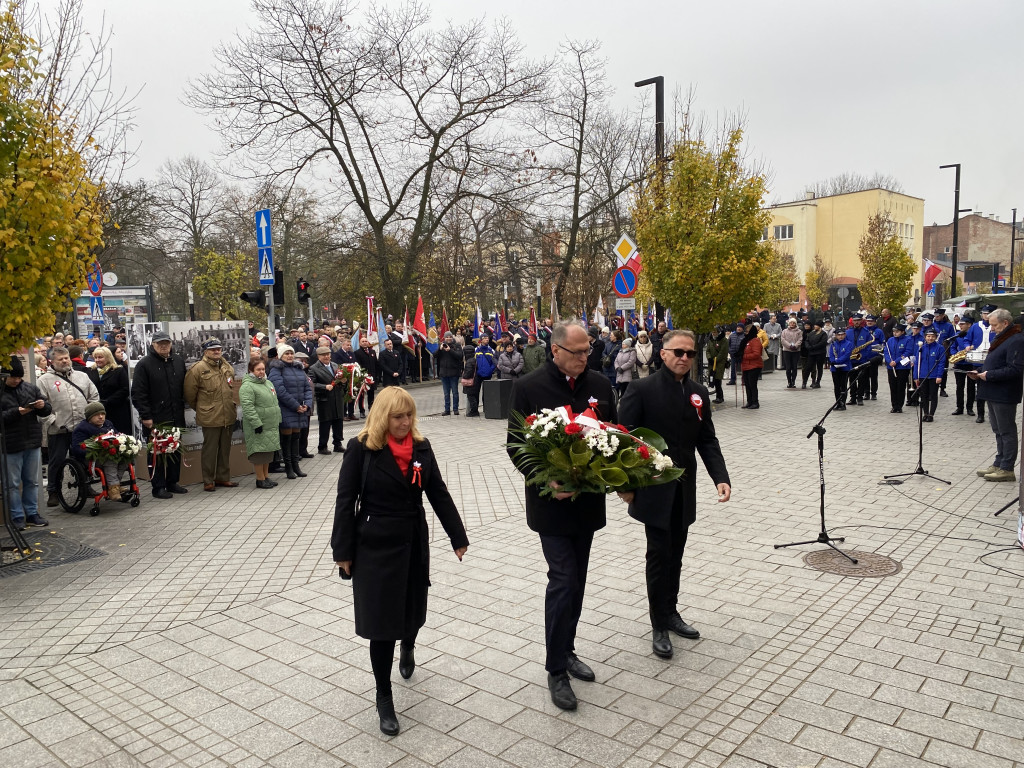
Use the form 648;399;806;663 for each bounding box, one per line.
331;387;468;736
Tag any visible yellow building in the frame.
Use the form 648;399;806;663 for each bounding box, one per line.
766;188;925;309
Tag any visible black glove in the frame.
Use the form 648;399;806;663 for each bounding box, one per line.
255;426;263;434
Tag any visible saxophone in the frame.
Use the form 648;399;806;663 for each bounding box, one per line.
948;348;970;364
850;339;880;361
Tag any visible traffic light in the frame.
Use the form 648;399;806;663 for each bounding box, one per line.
297;278;311;303
272;269;284;305
240;290;266;310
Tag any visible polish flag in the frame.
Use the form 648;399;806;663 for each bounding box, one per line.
923;259;942;295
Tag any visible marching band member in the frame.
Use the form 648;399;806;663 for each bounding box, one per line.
862;315;885;401
932;308;955;397
883;321;912;413
913;327;946;422
948;316;977;417
827;328;854;411
966;304;997;423
845;315;872;406
906;322;924;407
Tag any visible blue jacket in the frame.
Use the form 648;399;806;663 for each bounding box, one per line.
977;327;1024;405
883;336;912;370
966;321;993;350
474;344;496;379
933;319;955;344
827;337;854;369
268;360;313;429
913;340;946;380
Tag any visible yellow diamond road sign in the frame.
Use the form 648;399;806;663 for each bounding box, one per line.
614;233;637;266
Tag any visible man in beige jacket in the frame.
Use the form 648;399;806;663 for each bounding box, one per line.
183;339;238;491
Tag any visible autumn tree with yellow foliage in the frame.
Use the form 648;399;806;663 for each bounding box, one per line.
0;2;104;358
633;126;772;335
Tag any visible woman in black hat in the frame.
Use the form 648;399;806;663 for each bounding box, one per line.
1;356;52;529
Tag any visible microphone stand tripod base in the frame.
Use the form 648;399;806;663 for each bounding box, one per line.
775;532;858;565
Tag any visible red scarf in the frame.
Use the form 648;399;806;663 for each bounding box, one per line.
387;433;414;475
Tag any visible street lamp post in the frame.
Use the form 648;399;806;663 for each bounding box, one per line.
938;163;972;301
1010;208;1024;290
634;76;664;165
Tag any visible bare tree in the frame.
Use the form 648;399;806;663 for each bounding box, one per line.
532;40;650;307
190;0;549;313
805;172;904;198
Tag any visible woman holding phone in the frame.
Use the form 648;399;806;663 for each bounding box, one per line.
331;387;468;736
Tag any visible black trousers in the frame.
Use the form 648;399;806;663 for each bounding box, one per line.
887;368;909;410
317;414;344;449
742;369;759;405
802;355;824;385
46;431;73;493
917;378;939;416
866;360;880;396
357;386;375;414
781;350;800;385
831;369;849;406
709;375;724;400
645;505;690;630
538;532;593;674
954;370;977;410
849;367;868;402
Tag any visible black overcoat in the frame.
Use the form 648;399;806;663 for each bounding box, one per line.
617;364;730;530
95;365;132;435
331;436;468;640
308;361;346;421
131;349;187;428
506;361;617;536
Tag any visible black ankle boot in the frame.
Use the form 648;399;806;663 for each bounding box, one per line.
376;693;399;735
399;643;415;680
290;435;307;477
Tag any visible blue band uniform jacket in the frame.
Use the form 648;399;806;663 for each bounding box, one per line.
617;365;730;531
331;436;468;640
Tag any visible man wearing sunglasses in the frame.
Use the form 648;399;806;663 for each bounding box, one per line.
618;329;731;660
506;322;617;712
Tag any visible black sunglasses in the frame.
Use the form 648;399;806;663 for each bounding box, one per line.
665;347;698;359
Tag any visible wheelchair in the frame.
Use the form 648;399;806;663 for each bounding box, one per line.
55;455;141;516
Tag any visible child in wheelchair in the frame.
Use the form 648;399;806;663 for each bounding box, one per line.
71;402;132;501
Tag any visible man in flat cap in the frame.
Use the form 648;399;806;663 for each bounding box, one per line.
132;330;188;499
184;338;239;491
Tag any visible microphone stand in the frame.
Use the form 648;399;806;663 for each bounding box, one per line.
774;361;866;564
884;343;950;485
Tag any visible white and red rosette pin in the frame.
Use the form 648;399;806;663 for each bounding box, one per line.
690;393;704;421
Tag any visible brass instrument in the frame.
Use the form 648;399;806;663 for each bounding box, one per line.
948;349;970;364
850;341;883;361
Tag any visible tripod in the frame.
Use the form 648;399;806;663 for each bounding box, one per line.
884;349;950;485
775;385;858;564
993;498;1017;517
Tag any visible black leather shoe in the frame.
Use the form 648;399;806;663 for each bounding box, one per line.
152;488;173;499
376;694;399;735
951;409;964;416
667;615;700;639
810;382;821;389
652;629;673;659
566;653;595;682
399;643;415;680
318;448;332;455
547;672;577;710
333;446;345;453
168;484;188;494
976;415;985;423
967;408;975;416
939;390;948;397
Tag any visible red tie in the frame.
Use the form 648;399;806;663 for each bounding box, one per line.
568;377;575;390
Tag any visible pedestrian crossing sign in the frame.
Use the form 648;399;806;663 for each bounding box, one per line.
258;247;274;286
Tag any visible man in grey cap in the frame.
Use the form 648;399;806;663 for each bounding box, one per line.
184;338;239;491
132;330;188;498
435;330;464;416
308;346;345;453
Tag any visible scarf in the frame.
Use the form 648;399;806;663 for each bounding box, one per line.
387;433;414;475
987;324;1021;355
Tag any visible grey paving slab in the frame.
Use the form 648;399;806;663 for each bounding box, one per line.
1;380;1023;767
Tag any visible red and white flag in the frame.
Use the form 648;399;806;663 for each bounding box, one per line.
923;259;942;295
412;295;428;340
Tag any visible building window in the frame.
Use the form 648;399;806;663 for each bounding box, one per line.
760;227;769;241
774;224;793;240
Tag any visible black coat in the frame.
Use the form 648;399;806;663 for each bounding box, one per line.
436;342;464;377
618;365;730;530
131;348;187;427
308;360;346;421
378;349;402;386
1;381;52;453
506;361;617;536
353;348;379;388
977;326;1024;405
95;365;132;435
331;436;468;640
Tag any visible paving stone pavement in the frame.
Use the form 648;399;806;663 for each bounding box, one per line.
1;375;1023;768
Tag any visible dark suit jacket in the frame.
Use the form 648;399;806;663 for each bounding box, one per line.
506;361;617;536
618;364;730;530
378;349;402;385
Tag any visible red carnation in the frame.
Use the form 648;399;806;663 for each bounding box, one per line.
109;447;117;455
637;445;650;459
80;442;86;449
564;423;583;435
525;414;537;426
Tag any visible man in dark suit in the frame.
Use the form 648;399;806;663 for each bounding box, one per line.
378;338;403;387
308;348;345;453
618;329;731;660
353;335;379;417
506;322;617;712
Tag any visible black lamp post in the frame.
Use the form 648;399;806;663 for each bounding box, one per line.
938;163;972;300
634;76;664;165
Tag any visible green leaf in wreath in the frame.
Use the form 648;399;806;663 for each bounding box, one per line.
547;448;571;471
619;448;640;469
598;466;629;486
629;427;669;453
569;440;591;467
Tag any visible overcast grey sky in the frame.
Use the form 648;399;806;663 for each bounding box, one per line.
53;0;1024;227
